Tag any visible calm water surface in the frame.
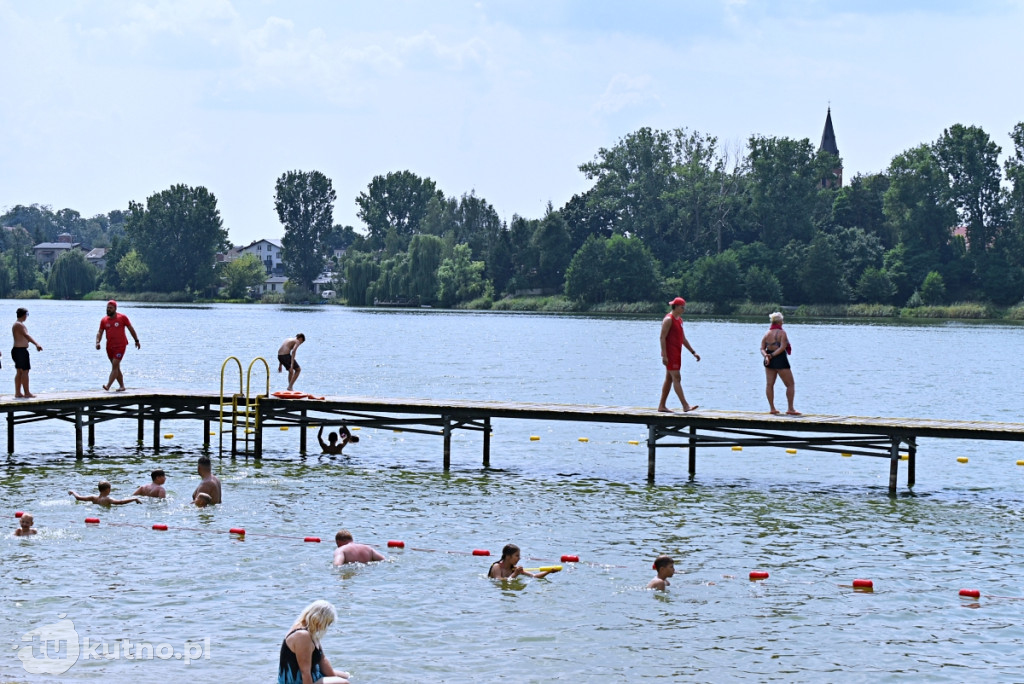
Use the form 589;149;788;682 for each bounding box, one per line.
2;300;1024;682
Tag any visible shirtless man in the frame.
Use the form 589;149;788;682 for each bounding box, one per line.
333;530;385;565
192;456;222;505
14;513;37;536
277;333;305;391
12;307;42;398
69;481;141;506
133;469;167;498
318;425;360;455
647;555;675;591
96;300;140;392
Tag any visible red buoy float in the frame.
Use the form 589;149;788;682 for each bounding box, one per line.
152;524;168;531
561;555;579;563
472;549;491;556
85;517;100;524
852;579;873;589
387;540;405;548
304;536;321;543
749;571;770;580
229;528;245;535
15;511;23;518
959;588;981;599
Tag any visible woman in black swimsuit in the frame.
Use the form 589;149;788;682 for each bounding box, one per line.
760;312;801;416
278;600;350;684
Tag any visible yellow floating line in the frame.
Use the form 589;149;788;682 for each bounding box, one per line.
900;454;909;461
578;437;589;442
628;440;640;445
393;429;403;433
209;432;216;436
530;436;540;441
957;456;968;464
731;446;743;451
244;429;253;434
1017;460;1024;466
841;453;852;457
786;449;797;454
280;427;289;431
163;434;173;439
352;427;360;431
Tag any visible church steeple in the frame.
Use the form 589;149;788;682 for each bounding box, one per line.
818;107;842;187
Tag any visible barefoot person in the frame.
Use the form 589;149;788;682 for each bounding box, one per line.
648;555;675;591
133;469;167;498
192;456;222;505
12;307;42;398
487;543;559;579
96;300;140;392
658;297;701;413
14;513;37;536
761;311;800;416
277;334;305;391
333;529;385;565
69;481;141;506
278;600;350;684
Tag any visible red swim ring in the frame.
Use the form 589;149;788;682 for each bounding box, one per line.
272;391;307;399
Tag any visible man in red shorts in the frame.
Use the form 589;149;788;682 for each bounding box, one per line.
657;296;700;413
95;300;140;391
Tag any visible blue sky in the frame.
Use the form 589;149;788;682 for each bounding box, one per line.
2;0;1022;246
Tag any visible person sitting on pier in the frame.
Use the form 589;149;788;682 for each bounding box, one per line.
69;481;141;506
318;424;360;455
133;469;167;498
14;513;37;536
193;492;213;508
333;530;386;565
488;544;557;580
192;456;222;505
761;312;801;416
647;555;675;590
277;333;305;391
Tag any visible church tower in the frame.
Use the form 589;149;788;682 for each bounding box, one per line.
818;107;842;188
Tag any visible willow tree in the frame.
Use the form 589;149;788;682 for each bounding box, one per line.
48;249;96;299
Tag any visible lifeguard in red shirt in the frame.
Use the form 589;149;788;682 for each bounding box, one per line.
95;300;140;392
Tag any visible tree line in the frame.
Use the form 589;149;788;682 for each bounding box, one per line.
4;120;1024;308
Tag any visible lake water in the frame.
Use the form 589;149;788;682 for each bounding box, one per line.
2;300;1024;682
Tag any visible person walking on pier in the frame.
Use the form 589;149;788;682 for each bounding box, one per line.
658;297;700;413
277;333;305;391
192;455;222;505
761;312;800;416
96;300;140;392
12;307;42;398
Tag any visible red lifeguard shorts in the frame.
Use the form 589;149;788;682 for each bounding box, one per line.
107;346;126;361
666;350;682;371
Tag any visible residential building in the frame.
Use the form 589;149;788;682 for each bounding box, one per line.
32;233;81;266
84;247;108;270
239;238;284;275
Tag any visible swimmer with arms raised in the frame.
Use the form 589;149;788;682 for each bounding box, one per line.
332;529;386;565
69;481;141;506
318;425;360;455
488;543;558;579
647;555;675;590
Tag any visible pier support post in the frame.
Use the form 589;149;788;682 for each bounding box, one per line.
75;409;84;459
647;425;657;482
137;404;145;445
299;409;307;454
153;415;161;454
87;407;95;449
203;404;210;449
888;436;900;494
688;425;697;480
482;417;491;467
253;400;263;458
7;411;13;454
907;437;917;489
443;415;452;470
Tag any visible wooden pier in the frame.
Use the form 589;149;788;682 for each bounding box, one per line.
4;390;1024;493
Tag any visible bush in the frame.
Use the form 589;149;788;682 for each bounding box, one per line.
13;289;41;299
846;304;898;318
920;271;946;305
732;302;783;317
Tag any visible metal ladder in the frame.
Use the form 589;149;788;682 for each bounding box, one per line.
218;356;269;456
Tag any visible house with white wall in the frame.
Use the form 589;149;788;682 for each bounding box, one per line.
239;238;284;275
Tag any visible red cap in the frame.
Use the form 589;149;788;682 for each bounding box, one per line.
668;297;686;307
107;300;117;307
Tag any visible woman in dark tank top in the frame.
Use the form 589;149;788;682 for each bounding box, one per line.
278;600;350;684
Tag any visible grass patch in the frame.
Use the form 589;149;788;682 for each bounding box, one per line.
900;302;995;319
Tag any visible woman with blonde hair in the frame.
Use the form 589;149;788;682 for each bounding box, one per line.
278;600;350;684
760;312;800;415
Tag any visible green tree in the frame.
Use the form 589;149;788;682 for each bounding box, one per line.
275;170;337;293
0;258;11;298
603;234;661;302
884;145;956;253
125;184;228;293
407;234;444;304
933;124;1004;253
437;244;489;307
344;253;380;306
920;270;946;305
3;226;40;290
743;265;783;303
222;253;267;299
48;249;96;299
116;249;149;292
800;234;848;303
856;267;896;304
691;250;743;308
355;171;443;252
101;235;130;290
531;206;572;290
831;173;893;246
564;235;608;304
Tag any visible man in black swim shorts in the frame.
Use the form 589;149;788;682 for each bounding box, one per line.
277;333;305;391
11;307;42;398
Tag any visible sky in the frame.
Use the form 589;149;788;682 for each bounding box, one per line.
2;0;1023;246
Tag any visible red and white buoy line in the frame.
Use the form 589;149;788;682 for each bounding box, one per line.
13;511;1013;597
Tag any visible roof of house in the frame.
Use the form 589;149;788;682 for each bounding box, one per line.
33;242;80;249
244;238;283;249
84;248;107;259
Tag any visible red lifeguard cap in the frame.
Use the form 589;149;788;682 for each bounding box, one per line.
668;297;686;307
107;299;117;307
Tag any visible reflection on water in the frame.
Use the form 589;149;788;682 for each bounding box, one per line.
2;302;1024;681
